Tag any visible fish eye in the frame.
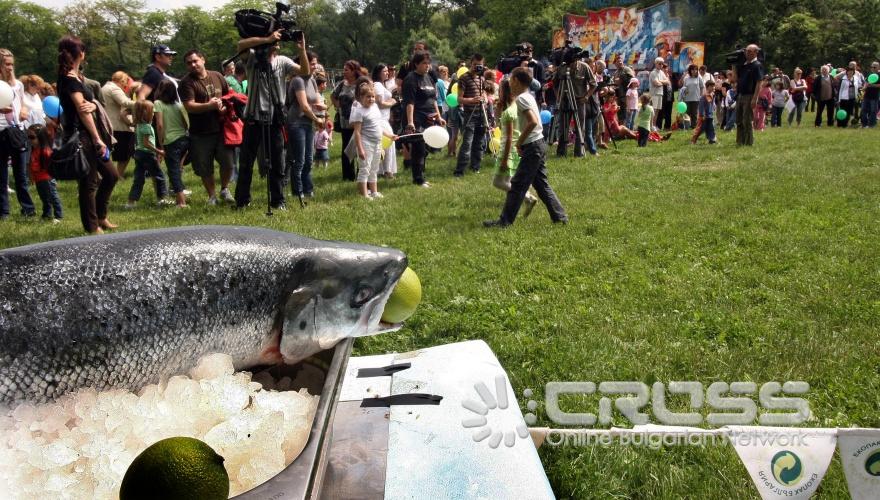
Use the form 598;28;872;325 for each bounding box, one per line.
351;285;374;307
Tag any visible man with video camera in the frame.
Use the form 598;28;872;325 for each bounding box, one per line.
733;44;764;146
499;42;545;103
454;53;490;177
551;46;598;157
233;30;310;211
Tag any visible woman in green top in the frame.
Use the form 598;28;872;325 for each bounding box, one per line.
493;80;538;216
126;100;170;208
154;80;189;207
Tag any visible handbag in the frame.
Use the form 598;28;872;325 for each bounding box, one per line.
3;126;27;150
49;130;90;181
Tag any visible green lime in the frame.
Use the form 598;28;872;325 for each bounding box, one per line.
119;436;229;500
382;267;422;324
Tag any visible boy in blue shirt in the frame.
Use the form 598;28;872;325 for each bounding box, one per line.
691;80;717;144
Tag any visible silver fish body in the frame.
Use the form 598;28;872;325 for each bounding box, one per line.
0;226;407;405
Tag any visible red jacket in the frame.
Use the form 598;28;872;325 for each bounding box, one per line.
221;91;248;146
29;146;52;183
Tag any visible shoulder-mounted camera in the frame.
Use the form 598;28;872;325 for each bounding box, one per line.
235;2;303;43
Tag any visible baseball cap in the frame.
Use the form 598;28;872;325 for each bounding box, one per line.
152;44;177;56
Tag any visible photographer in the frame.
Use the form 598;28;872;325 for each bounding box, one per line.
499;42;545;103
552;48;598;157
454;54;489;177
233;30;310;210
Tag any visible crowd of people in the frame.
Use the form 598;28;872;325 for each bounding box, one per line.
0;36;878;232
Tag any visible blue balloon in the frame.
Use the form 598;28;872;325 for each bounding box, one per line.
42;96;61;119
540;109;552;125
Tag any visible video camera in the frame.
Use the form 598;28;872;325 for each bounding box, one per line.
497;43;534;75
549;41;588;67
234;2;303;43
724;45;764;67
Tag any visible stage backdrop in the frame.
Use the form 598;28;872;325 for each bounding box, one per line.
560;1;682;69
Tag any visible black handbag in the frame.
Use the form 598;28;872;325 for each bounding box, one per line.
3;126;27;150
49;130;90;181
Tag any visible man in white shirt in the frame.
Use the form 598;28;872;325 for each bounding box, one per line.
649;57;669;129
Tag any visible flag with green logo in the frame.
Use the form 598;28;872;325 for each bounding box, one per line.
838;428;880;500
728;427;837;500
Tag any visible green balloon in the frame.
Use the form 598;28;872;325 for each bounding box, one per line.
869;73;879;84
836;109;848;121
446;93;458;108
831;69;837;77
676;101;687;114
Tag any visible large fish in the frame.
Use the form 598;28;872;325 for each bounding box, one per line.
0;226;408;405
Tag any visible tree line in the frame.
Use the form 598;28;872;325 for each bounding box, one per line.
1;0;878;84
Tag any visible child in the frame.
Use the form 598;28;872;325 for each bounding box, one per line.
483;67;567;228
692;80;717;144
754;78;771;131
314;120;332;169
636;93;654;147
126;100;170;208
722;82;737;131
153;80;189;207
27;124;63;221
770;80;789;127
625;79;640;130
349;80;396;199
493;80;538;218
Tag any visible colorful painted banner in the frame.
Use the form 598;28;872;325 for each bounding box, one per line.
673;42;705;73
562;1;682;69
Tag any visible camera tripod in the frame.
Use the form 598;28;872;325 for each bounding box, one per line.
457;73;491;167
550;63;586;156
248;46;288;216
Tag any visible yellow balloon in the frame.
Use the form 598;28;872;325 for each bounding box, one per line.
456;66;469;78
489;137;501;154
450;83;458;96
492;127;501;140
381;135;393;150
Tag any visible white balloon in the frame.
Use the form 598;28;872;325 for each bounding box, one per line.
422;125;449;149
0;81;12;109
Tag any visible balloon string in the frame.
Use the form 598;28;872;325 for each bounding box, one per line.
397;133;423;138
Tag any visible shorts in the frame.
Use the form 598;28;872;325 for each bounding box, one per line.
189;133;233;177
111;131;135;162
651;95;663;110
314;148;329;161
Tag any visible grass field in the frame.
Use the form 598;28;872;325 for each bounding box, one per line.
3;117;879;499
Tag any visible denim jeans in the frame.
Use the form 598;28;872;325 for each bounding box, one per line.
164;136;188;194
625;109;637;130
455;109;486;174
237;121;286;207
770;106;784;127
0;129;35;216
129;150;168;201
582;114;597;154
787;99;806;125
286;122;315;196
499;139;567;225
860;98;878;127
35;179;63;219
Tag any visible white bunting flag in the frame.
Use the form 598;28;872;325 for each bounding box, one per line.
837;428;880;500
727;427;837;500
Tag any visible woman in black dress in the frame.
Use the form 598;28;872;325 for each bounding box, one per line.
57;35;119;234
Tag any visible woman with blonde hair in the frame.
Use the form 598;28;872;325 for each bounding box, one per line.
101;70;136;177
0;47;36;219
20;74;47;126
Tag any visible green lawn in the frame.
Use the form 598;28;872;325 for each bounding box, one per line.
3;117;879;499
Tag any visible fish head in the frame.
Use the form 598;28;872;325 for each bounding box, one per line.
278;245;408;363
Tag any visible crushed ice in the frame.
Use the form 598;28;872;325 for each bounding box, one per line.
0;353;319;498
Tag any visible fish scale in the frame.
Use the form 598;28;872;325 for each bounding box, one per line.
0;226;407;405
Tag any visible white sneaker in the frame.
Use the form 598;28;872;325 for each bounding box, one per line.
157;199;175;206
124;201;137;209
182;189;192;196
419;182;431;188
220;188;234;202
208;196;218;206
370;192;384;199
